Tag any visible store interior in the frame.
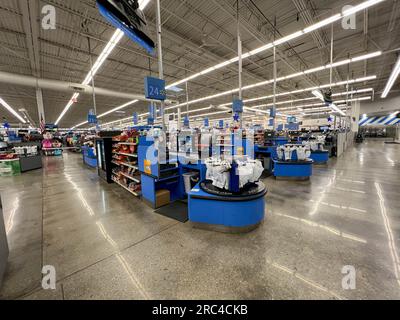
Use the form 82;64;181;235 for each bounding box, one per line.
0;0;400;300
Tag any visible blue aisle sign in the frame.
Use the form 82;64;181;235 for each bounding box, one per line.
144;76;166;101
133;112;138;125
219;120;224;128
287;116;296;123
88;109;97;124
88;114;97;124
233;112;240;121
45;123;58;129
183;116;190;127
286;123;299;130
204;118;209;127
232;99;244;113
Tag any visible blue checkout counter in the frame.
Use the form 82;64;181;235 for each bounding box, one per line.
273;159;313;180
188;181;267;233
138;135;206;208
254;145;277;174
272;137;289;145
82;145;97;168
138;134;267;232
309;150;329;164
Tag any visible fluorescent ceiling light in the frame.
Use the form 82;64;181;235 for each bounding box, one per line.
55;92;80;125
330;103;346;116
98;100;138;119
76;4;384;127
0;97;26;123
139;0;151;10
55;29;124;125
281;96;372;112
167;86;184;92
381;55;400;98
312;90;324;101
73;99;138;129
165;0;384;89
303;14;342;33
273;31;304;46
342;0;385;17
351;51;382;62
233;77;376;108
310;88;357;116
165;51;379;110
81;29;124;86
124;86;374;130
330;59;351;68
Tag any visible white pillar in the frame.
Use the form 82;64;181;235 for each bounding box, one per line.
36;88;45;124
350;101;360;133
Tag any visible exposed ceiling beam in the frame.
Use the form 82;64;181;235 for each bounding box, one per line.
19;0;40;77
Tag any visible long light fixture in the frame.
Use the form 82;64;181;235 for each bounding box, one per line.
381;55;400;98
312;90;324;100
331;104;346;115
71;0;385;128
166;51;381;110
253;96;372;114
72;99;139;128
0;97;26;123
96;105;216;130
73;0;385;129
237;76;376;105
219;88;374;109
92;77;376;129
55;30;124;125
312;89;346;115
165;0;385;89
287;96;372;116
55;0;152;125
73;46;381;129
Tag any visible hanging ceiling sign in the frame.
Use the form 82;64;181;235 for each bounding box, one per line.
232;99;244;113
45;123;58;130
144;76;166;101
183;116;190;127
96;0;155;54
287;116;296;123
88;109;97;124
133;112;138;125
204;118;209;127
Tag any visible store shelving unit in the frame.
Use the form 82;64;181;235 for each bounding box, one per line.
110;134;141;197
213;130;233;159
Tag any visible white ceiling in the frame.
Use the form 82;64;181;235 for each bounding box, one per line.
0;0;399;128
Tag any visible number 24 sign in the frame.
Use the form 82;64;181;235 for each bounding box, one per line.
144;76;166;101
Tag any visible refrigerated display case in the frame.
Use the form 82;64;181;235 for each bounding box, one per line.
95;137;114;183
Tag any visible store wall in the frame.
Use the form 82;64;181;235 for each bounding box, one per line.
360;94;400;115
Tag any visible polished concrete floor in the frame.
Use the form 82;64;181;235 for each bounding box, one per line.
0;139;399;300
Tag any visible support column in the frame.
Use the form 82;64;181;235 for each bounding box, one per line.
350;101;360;133
155;0;165;130
36;88;45;124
